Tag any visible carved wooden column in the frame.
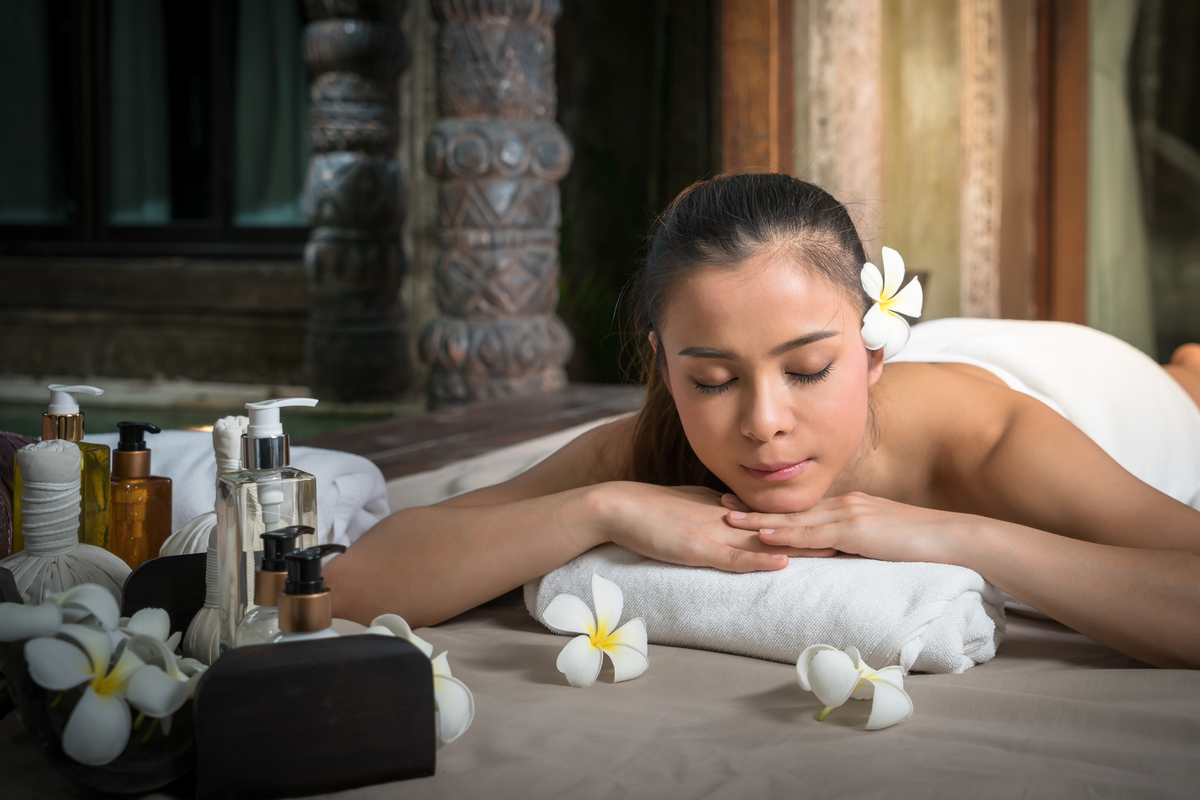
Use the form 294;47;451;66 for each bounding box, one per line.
419;0;573;407
959;0;1003;318
302;0;411;401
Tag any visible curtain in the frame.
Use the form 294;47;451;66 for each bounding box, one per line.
233;0;309;227
108;0;171;225
0;1;66;223
1088;0;1157;358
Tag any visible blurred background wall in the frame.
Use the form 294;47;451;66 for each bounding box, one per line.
1;0;1196;404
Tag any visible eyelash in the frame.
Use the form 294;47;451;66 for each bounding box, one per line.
692;363;834;395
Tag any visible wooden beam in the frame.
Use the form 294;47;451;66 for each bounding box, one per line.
720;0;794;173
1035;0;1088;324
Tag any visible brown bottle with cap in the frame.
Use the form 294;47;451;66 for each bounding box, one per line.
110;422;172;569
271;544;347;643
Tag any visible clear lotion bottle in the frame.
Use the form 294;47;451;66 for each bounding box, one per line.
271;544;347;643
216;398;319;655
234;525;311;647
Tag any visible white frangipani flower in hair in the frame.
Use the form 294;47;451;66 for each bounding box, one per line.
796;644;913;730
363;613;475;743
860;246;923;360
543;574;649;689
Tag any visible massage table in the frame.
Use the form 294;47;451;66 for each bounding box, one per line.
2;384;1199;798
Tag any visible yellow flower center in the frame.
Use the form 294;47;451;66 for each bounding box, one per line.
90;668;121;697
589;624;616;650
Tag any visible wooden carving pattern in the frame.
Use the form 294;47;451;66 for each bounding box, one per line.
421;0;573;406
302;0;411;401
959;0;1003;318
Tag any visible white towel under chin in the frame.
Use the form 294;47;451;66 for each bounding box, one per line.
526;545;1006;675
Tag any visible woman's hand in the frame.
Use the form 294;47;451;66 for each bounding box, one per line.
592;481;834;573
721;491;966;565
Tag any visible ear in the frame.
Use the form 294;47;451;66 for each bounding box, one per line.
649;332;673;397
866;346;885;387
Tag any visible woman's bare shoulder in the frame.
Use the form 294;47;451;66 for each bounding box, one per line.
437;411;640;507
866;362;1040;506
876;362;1200;547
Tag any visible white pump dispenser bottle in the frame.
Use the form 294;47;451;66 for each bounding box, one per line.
215;398;319;656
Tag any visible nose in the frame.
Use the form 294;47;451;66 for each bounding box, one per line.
740;378;794;442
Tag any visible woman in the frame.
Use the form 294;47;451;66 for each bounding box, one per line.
328;174;1200;669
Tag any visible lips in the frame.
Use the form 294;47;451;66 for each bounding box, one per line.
741;460;811;482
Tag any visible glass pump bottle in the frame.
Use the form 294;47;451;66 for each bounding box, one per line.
110;422;173;569
216;397;318;655
13;385;110;552
234;525;311;647
271;544;347;643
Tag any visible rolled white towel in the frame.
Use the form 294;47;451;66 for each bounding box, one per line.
526;545;1005;675
87;429;391;549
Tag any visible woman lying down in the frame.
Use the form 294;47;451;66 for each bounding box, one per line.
327;173;1200;670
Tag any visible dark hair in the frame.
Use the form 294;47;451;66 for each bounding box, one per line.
626;173;871;488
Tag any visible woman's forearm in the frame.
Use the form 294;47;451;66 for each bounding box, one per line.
946;518;1200;669
327;485;606;628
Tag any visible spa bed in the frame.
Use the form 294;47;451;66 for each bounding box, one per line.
3;388;1200;799
3;592;1198;799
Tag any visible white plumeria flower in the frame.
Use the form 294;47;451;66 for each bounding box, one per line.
24;623;148;765
796;644;913;731
860;246;924;361
363;614;475;743
0;584;120;643
117;608;183;654
123;633;207;736
543;574;649;689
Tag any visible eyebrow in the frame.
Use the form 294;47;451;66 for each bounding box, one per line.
677;330;838;360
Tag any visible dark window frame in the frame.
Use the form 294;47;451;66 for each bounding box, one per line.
0;0;308;258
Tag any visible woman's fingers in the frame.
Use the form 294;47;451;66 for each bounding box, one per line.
692;542;788;573
721;493;751;512
757;526;843;553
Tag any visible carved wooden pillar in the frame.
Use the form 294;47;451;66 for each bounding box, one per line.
420;0;573;407
301;0;411;401
960;0;1003;318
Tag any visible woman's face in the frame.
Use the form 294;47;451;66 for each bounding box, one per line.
655;253;882;513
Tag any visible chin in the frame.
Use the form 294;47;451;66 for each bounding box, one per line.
731;482;825;514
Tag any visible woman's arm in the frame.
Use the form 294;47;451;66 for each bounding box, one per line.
724;393;1200;668
328;417;802;628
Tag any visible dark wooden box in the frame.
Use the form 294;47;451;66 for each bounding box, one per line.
2;557;437;798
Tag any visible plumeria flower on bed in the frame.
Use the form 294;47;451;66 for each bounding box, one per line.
860;246;923;361
362;614;475;743
796;644;913;731
543;574;649;689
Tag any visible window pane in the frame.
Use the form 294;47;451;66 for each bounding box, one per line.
107;0;212;226
0;0;71;225
233;0;309;227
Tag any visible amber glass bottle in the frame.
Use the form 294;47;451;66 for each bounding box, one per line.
110;422;172;569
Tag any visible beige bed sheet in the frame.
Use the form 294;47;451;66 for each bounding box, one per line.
4;591;1198;800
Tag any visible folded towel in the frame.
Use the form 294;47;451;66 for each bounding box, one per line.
85;430;391;549
526;545;1005;674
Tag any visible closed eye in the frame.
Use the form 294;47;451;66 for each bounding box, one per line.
788;363;834;384
693;378;735;395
